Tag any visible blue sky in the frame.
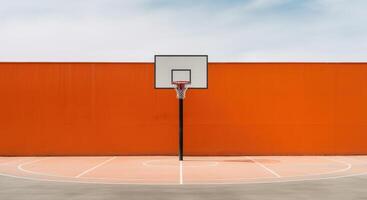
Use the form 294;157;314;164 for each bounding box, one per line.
0;0;366;62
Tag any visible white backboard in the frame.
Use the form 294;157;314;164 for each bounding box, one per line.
154;55;208;89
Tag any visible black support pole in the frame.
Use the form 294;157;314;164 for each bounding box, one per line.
179;98;184;161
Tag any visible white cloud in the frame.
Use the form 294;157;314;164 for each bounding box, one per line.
0;0;366;62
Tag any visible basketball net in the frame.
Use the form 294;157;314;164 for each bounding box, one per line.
172;81;190;99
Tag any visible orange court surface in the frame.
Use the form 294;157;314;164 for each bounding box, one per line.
0;156;367;185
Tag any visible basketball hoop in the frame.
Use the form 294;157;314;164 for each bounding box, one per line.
172;81;190;99
155;55;208;161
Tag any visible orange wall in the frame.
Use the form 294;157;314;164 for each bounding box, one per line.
0;62;367;156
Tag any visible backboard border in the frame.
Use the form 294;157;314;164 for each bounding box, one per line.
171;69;192;84
154;55;208;89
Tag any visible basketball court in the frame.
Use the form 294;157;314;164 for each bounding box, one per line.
1;59;367;199
1;0;367;199
0;156;366;185
1;156;367;199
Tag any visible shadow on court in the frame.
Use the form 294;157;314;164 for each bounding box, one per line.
184;159;281;164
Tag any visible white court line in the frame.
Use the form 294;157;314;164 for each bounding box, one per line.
179;161;183;185
17;158;51;175
246;156;281;178
75;157;116;178
319;157;352;175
